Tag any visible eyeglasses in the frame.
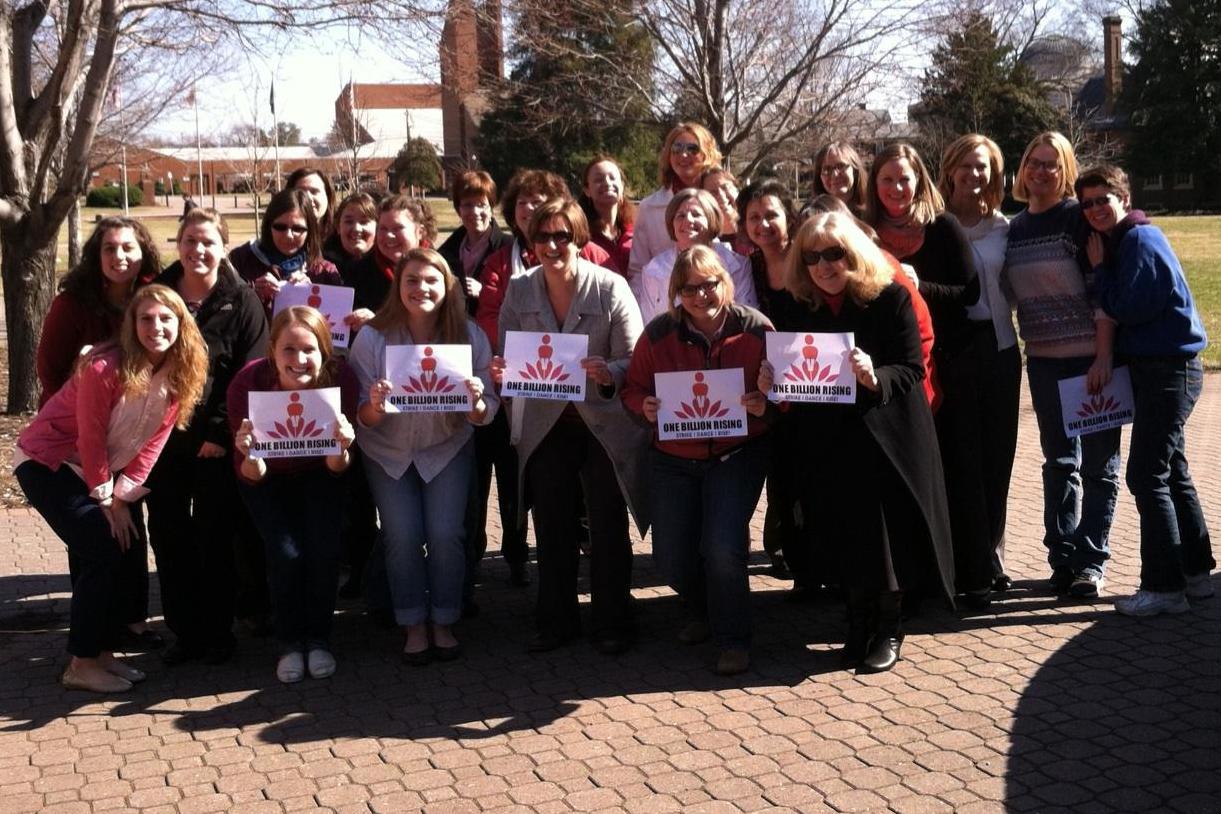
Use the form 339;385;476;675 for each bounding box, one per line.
800;246;847;265
1080;193;1115;210
670;142;702;157
679;279;720;298
1026;159;1061;174
534;231;573;246
820;162;851;176
272;223;308;235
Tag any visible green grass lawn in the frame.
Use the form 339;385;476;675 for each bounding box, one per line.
58;207;1221;367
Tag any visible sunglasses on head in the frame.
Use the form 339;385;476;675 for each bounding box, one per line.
272;223;308;235
670;142;701;157
534;231;573;245
800;246;847;265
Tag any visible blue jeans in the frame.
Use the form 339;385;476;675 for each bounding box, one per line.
649;440;770;650
239;469;343;651
1127;356;1214;591
364;441;473;626
1026;356;1122;576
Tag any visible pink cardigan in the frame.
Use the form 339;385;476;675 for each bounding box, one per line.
17;349;179;502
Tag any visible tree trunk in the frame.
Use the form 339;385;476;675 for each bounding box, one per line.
67;199;83;269
1;226;58;413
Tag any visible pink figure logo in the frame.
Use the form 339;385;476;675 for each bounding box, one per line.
266;392;324;439
783;335;837;383
675;372;729;419
401;346;457;394
1077;394;1120;418
519;334;570;381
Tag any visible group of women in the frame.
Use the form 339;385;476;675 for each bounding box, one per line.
18;124;1213;693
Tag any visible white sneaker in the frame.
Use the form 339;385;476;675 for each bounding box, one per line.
1114;590;1190;617
276;652;305;684
1185;572;1215;599
307;648;336;679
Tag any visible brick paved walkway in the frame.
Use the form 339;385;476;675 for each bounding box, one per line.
1;378;1218;814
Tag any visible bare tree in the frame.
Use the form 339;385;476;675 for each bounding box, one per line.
0;0;442;412
505;0;920;175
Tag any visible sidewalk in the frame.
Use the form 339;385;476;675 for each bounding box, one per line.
0;379;1218;814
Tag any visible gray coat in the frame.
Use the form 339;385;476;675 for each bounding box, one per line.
499;258;651;533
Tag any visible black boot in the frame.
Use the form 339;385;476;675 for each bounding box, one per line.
858;591;903;674
840;589;875;667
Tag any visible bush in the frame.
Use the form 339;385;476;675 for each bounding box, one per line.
153;180;183;196
85;185;144;208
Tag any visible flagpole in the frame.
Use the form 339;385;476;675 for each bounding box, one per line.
270;78;282;191
193;85;207;207
348;75;357;188
115;83;128;216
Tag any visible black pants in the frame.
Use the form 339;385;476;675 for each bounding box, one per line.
144;452;248;649
341;446;378;584
525;418;632;640
67;499;149;627
16;461;131;658
466;409;528;591
934;328;1021;592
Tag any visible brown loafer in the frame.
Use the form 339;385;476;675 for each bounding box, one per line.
62;667;132;693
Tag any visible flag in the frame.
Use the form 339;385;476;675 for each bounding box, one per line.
269;80;276;115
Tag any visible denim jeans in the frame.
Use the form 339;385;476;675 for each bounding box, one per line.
1026;356;1122;576
649;439;770;650
1127;356;1214;591
239;469;343;651
364;441;473;626
16;461;127;658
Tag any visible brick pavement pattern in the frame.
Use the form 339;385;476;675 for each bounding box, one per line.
1;377;1218;814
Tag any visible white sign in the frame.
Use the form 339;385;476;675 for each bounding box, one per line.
501;331;588;401
273;283;356;349
1059;366;1134;438
765;332;856;404
248;387;342;458
655;368;748;441
384;344;473;413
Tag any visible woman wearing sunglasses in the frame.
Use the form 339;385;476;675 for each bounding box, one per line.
493;198;650;656
627;123;723;282
229;188;343;318
623;245;773;676
1077;164;1212;616
762;212;953;674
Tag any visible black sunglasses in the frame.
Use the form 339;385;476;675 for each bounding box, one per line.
1080;194;1114;211
534;231;573;245
800;246;847;265
670;142;701;157
272;223;308;235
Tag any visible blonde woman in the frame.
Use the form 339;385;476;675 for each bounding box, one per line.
16;286;207;692
762;212;953;674
1003;132;1120;598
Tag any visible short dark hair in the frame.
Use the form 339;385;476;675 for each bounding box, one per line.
1075;163;1131;201
451;170;498;209
501;169;571;239
736;179;796;246
378;195;438;245
527;198;590;248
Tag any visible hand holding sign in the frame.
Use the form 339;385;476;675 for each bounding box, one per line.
765;332;856;403
248;387;343;458
502;332;589;401
1058;365;1134;438
655;369;748;441
384;344;474;413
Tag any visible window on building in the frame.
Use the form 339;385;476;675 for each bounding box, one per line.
1173;172;1194;189
1142;174;1164;190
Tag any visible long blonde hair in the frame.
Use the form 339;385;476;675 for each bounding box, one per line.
367;247;469;345
786;212;894;309
115;284;208;429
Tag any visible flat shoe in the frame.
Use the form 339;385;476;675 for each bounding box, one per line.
432;642;463;662
62;667;132;693
401;647;431;666
276;652;305;684
307;649;336;679
103;660;146;683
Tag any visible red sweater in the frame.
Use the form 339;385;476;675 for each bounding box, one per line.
622;304;774;460
884;254;940;411
37;294;122;408
475;241;618;352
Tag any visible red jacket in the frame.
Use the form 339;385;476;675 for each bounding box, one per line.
475;240;618;352
623;304;774;460
589;222;634;278
884;254;940;411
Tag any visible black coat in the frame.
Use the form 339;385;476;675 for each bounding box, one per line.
155;260;270;454
770;283;955;600
907;213;980;358
436;220;512;316
342;251;392;314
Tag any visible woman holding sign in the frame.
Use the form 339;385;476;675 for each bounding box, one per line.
494;198;650;656
763;212;954;674
349;248;497;664
229;188;343;318
623;245;773;676
229;307;359;682
16;285;207;692
1077;164;1213;616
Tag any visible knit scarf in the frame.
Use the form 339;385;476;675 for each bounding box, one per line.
875;213;926;260
249;239;307;278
